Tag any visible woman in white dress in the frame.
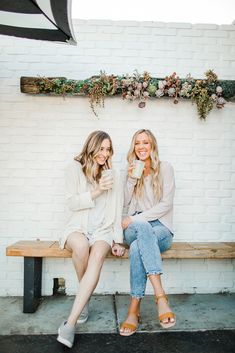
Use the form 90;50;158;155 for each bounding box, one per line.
57;130;125;348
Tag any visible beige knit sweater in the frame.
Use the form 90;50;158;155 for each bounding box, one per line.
124;161;175;234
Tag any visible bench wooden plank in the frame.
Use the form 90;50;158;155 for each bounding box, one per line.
6;240;235;259
162;242;235;259
6;241;58;257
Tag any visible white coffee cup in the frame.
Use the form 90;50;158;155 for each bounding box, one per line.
131;160;145;179
101;169;113;189
101;169;113;180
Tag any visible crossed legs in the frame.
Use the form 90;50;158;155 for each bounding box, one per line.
120;221;175;335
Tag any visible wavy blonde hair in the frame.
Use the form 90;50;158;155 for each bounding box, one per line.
127;129;162;200
74;131;113;184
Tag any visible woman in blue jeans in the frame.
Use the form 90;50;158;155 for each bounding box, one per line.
120;129;176;336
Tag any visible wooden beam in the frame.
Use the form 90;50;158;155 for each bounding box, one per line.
20;76;66;94
20;76;235;100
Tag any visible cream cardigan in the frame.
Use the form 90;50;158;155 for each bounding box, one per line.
59;160;123;249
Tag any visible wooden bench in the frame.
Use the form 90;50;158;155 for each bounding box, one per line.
6;240;235;313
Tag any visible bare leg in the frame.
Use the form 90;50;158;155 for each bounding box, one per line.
120;297;141;335
149;274;175;324
65;232;90;282
121;276;174;332
120;241;143;335
67;240;110;326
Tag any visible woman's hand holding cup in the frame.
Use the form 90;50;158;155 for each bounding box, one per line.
128;160;145;179
99;169;113;191
127;163;135;178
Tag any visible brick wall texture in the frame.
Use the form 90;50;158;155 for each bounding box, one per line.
0;20;235;295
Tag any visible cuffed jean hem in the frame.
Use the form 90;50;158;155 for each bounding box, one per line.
130;294;145;299
147;270;162;276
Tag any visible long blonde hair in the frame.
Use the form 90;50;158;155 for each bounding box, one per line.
127;129;162;200
74;131;113;184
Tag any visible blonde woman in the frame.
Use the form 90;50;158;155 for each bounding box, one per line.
57;131;125;348
120;129;176;336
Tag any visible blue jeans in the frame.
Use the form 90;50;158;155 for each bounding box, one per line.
124;220;173;298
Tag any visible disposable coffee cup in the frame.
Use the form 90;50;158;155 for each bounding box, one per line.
101;169;113;189
131;160;145;179
101;169;113;180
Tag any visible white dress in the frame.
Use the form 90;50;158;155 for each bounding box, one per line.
59;160;123;249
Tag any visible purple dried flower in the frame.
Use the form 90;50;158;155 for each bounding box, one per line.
216;97;226;108
138;101;146;108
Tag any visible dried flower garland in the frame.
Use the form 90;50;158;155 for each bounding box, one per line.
35;70;235;119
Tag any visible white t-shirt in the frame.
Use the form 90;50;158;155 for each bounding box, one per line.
87;183;107;235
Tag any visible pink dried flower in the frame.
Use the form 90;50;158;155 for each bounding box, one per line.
211;94;217;101
158;81;165;89
216;86;223;94
143;91;149;97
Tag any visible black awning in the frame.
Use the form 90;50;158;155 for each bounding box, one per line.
0;0;77;45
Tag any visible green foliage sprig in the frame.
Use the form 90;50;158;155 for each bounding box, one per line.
36;70;235;119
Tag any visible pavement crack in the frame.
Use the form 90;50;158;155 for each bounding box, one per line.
112;294;119;333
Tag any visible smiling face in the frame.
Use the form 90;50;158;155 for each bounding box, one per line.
134;132;152;162
94;138;111;166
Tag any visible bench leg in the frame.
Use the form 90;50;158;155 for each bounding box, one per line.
23;257;42;313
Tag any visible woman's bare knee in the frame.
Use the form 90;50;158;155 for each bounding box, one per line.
89;241;110;264
66;232;89;258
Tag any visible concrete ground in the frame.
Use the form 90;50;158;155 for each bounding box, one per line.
0;293;234;334
0;294;235;353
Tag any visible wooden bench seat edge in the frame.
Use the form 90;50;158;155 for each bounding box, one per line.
6;240;235;259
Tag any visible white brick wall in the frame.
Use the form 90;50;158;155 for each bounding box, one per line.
0;20;234;296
